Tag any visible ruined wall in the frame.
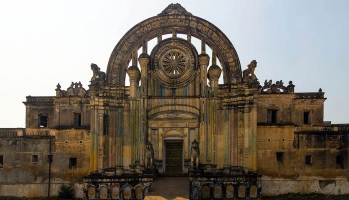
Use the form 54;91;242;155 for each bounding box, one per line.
0;128;90;197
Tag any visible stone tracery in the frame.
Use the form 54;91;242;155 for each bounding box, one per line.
106;3;242;86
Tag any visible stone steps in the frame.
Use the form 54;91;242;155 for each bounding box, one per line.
145;177;189;200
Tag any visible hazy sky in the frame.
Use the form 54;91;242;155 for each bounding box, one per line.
1;0;348;128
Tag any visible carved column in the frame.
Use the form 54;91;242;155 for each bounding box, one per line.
198;42;210;163
139;53;150;97
139;44;150;165
198;41;210;97
89;85;100;172
97;109;104;171
127;66;140;98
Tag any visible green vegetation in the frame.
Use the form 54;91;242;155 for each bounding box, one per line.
57;184;74;199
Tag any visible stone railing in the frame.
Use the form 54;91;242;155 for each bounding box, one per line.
26;96;55;103
295;92;324;99
295;124;349;132
0;128;24;137
83;166;154;200
0;128;56;137
189;165;262;199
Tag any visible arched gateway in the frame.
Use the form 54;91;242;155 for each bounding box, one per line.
88;3;259;176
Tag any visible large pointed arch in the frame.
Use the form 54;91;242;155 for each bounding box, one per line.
106;4;242;86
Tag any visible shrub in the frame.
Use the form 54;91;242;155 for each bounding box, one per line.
58;184;74;199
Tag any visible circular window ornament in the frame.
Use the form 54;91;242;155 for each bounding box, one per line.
151;38;198;87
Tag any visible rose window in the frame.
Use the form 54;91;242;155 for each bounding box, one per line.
162;51;186;75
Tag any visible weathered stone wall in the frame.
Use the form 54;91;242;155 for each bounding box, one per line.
0;128;90;197
262;176;349;196
0;183;85;198
24;96;90;129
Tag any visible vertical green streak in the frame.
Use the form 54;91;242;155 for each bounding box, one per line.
137;100;141;161
131;99;135;163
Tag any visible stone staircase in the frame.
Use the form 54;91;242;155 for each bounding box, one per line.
145;177;189;200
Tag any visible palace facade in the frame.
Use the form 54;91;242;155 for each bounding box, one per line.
1;3;349;198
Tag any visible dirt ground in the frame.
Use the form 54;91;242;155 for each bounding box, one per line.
263;193;349;200
1;193;349;200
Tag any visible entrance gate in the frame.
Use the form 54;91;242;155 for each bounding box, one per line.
165;142;183;175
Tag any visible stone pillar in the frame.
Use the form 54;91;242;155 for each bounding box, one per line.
139;46;150;165
108;107;116;167
127;66;140;98
88;85;100;172
198;41;209;97
249;103;258;171
243;106;250;169
123;104;131;167
97;109;104;171
139;52;149;97
90;104;98;172
198;47;210;164
230;107;239;166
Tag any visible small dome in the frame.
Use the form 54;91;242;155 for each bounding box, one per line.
139;53;150;59
208;64;221;79
127;65;140;79
127;65;140;72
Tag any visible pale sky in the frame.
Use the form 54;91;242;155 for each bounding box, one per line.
1;0;348;128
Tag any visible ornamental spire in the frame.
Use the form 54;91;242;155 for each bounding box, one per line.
158;3;192;16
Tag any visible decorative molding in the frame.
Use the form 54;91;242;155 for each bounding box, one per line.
161;128;186;138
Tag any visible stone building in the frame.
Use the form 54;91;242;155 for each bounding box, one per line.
1;3;349;198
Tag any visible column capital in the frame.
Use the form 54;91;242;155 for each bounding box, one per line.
138;54;150;67
198;54;210;65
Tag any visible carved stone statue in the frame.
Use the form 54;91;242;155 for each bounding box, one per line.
243;60;258;84
190;140;200;169
145;141;154;169
90;63;106;85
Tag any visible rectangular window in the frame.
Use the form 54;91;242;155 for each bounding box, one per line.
276;152;284;162
69;158;77;169
39;115;48;128
267;110;277;123
305;155;312;165
32;155;38;163
304;111;310;124
336;155;343;169
0;155;3;168
74;113;82;127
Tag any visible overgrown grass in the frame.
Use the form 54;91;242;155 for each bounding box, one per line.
57;184;74;199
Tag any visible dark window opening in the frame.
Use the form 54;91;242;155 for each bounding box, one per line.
69;158;77;169
304;111;310;124
0;155;3;168
39;115;48;128
267;110;277;123
32;155;38;163
336;155;344;169
47;155;53;163
103;114;109;135
171;88;176;97
74;113;82;127
276;152;284;162
305;155;312;165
